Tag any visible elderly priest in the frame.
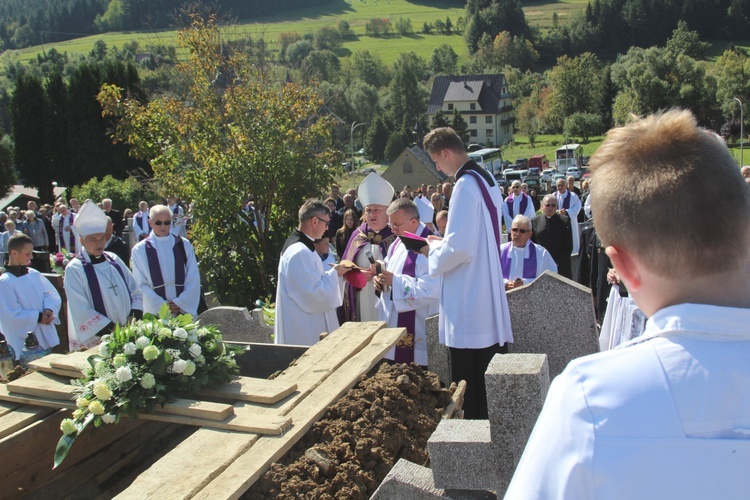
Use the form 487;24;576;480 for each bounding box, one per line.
64;201;143;350
275;200;347;346
501;215;557;290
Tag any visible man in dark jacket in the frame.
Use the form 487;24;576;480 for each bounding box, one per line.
531;194;573;278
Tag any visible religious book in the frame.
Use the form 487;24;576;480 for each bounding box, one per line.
399;232;428;253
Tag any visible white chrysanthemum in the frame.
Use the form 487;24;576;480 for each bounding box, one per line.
123;342;137;355
93;382;112;401
115;365;133;382
88;401;105;415
158;327;172;339
113;355;127;368
135;335;150;349
183;360;196;376
99;342;110;358
60;419;77;435
173;328;188;340
143;345;159;361
101;413;116;424
76;397;90;408
140;373;156;389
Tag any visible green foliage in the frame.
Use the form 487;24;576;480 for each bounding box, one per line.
563;113;602;143
351;50;390;88
395;17;413;36
0;134;16;198
337;20;354;39
314;25;343;51
430;44;459;74
545;52;606;132
666;21;710;59
385;129;407;161
365;18;392;36
301;50;340;82
432;109;450;128
464;0;531;54
451;110;469;144
385;52;429;129
286;39;314;67
365;116;389;162
71;175;156;213
98;17;340;305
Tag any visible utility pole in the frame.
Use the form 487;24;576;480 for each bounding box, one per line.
734;97;744;167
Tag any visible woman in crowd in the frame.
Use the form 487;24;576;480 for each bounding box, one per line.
23;210;49;250
335;209;358;257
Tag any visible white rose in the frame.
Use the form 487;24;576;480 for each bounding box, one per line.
99;342;110;358
188;344;202;358
123;342;137;356
171;359;187;374
101;413;116;424
135;336;150;349
183;360;196;376
115;365;133;382
158;327;172;339
93;382;113;401
173;328;188;340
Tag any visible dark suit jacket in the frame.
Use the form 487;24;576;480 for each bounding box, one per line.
105;235;131;267
576;220;611;320
105;209;124;237
531;213;573;278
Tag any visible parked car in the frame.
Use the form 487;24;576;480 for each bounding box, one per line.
467;143;483;152
515;158;529;169
357;148;365;155
361;167;377;174
566;167;582;180
553;173;567;184
540;168;558;183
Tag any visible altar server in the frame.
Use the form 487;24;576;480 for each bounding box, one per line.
131;204;200;318
375;198;440;366
507;109;750;499
0;234;61;358
422;127;513;420
341;173;396;322
275;200;346;346
501;215;557;290
64;201;142;350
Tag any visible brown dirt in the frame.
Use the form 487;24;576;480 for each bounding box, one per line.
245;362;453;500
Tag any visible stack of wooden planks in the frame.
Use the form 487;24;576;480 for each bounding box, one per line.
0;321;404;498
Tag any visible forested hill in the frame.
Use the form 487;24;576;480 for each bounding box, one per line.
0;0;347;50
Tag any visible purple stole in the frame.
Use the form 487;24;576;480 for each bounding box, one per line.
505;194;528;218
59;213;75;251
501;242;538;280
145;235;186;300
135;212;150;235
394;224;432;364
79;253;131;317
560;191;571;210
456;169;502;257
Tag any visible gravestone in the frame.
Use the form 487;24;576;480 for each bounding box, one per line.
425;314;451;387
506;271;598;377
197;306;273;343
372;458;495;499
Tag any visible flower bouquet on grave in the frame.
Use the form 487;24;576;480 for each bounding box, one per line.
51;250;74;274
54;304;244;468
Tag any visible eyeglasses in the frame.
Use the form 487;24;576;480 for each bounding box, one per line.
543;204;557;207
391;218;416;230
511;228;530;234
152;220;170;226
316;216;330;226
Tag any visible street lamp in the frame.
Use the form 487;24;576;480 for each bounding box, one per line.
734;97;744;167
351;121;366;173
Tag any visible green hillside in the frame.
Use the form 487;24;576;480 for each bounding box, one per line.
5;0;589;65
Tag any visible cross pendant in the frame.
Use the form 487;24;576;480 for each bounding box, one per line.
108;282;118;296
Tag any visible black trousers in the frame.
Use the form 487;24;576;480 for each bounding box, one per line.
449;343;508;420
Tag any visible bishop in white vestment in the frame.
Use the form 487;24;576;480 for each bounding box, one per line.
131;205;200;318
64;201;143;350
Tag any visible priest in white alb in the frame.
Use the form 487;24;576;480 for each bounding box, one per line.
131;204;201;318
374;199;440;366
275;200;347;346
64;201;143;350
502;180;536;231
340;173;397;322
554;177;582;254
501;215;557;290
0;233;61;358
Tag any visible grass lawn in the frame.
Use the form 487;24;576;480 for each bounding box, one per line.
503;134;604;164
7;0;586;66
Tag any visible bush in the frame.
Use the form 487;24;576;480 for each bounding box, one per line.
71;175;158;214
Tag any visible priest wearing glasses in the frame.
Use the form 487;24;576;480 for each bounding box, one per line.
64;201;143;350
501;215;557;291
131;204;201;318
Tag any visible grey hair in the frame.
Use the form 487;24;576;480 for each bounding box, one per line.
542;194;557;206
150;204;172;219
386;198;419;219
512;214;532;229
298;199;330;223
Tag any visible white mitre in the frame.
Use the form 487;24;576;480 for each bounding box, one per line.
74;200;108;236
415;195;434;223
358;173;394;207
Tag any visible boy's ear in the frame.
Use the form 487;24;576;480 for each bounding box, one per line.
606;245;642;293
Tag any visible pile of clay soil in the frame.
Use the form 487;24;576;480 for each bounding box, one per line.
245;362;453;499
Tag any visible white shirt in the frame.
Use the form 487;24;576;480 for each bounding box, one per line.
377;224;441;365
64;250;142;349
506;303;750;500
500;241;557;285
274;234;344;346
0;269;61;358
501;193;536;230
131;234;200;317
428;164;513;349
554;189;581;254
354;241;385;322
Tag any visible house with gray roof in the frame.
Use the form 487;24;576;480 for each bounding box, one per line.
426;74;514;147
382;146;448;192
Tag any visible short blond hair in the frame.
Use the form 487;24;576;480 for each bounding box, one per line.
590;108;750;277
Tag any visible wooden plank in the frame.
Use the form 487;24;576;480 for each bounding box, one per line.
154;399;233;422
193;326;407;499
0;400;21;417
444;380;467;420
0;405;56;440
7;371;77;401
28;355;84;378
0;384;286;434
115;321;388;500
197;377;297;404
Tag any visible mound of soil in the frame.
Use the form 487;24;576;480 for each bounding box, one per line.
246;362;453;499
